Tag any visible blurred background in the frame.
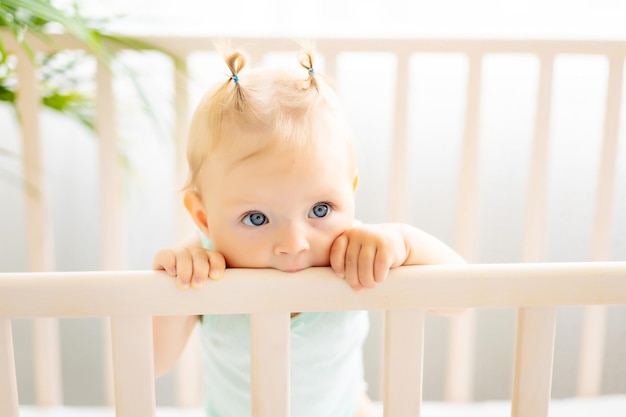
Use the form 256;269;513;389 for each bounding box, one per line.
80;0;626;39
2;0;626;408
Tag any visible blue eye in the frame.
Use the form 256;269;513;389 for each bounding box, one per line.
242;212;268;226
309;203;330;218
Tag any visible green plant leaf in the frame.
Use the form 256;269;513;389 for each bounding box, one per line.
0;84;16;102
0;0;184;189
43;91;94;130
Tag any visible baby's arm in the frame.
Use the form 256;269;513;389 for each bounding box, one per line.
330;223;465;291
153;315;199;377
394;223;466;266
152;233;226;376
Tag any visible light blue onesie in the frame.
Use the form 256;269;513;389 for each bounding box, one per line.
199;234;370;417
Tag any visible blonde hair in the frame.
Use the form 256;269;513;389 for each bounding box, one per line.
184;48;355;191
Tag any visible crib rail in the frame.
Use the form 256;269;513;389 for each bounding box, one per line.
1;262;626;417
2;264;626;317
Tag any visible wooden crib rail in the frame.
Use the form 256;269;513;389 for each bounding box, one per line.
2;263;626;317
2;262;626;417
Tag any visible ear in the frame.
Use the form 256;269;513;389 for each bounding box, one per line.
352;171;359;193
184;190;210;237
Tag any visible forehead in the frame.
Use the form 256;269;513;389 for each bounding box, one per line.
199;136;354;203
218;112;354;168
222;140;351;183
193;101;357;197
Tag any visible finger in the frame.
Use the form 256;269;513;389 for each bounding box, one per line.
207;251;226;280
373;248;393;283
343;240;362;290
357;245;377;288
190;248;210;289
329;234;348;278
173;248;193;290
152;249;177;276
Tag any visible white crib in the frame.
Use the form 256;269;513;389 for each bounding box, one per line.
3;263;626;417
1;34;626;417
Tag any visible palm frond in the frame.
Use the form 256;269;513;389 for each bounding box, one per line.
0;0;110;61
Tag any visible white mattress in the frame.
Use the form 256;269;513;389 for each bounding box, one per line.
19;396;626;416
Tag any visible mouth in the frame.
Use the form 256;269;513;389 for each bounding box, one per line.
282;267;305;273
276;262;311;273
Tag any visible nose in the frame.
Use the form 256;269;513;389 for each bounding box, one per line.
274;222;310;255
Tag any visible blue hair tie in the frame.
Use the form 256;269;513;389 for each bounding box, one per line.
308;67;315;75
231;74;239;83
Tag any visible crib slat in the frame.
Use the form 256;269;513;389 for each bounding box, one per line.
171;58;202;409
454;52;483;261
446;311;475;402
16;48;63;407
578;305;608;397
578;55;624;397
447;52;483;403
522;54;554;262
101;318;114;406
250;312;290;417
589;56;623;262
383;309;425;417
110;316;155;417
14;29;55;277
511;307;556;417
0;319;19;417
96;62;126;272
388;52;410;222
97;60;125;406
174;59;193;243
512;53;558;417
32;318;63;406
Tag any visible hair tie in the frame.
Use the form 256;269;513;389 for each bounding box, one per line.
231;74;239;83
308;67;315;76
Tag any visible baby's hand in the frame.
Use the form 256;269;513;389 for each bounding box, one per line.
152;247;225;290
329;224;408;291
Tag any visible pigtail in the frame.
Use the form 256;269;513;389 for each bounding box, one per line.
224;50;247;111
297;50;318;91
206;50;249;145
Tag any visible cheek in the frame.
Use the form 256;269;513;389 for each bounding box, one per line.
211;229;270;267
206;224;237;252
312;217;351;250
328;209;355;235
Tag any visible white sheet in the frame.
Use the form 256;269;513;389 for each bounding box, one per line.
19;396;626;416
20;395;626;417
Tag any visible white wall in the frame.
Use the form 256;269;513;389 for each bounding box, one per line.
77;0;626;39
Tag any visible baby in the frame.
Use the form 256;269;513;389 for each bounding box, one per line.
152;49;465;417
